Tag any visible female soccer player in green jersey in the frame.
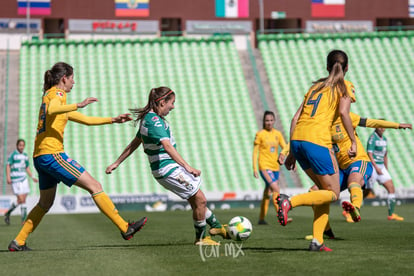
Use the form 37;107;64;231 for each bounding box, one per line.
106;86;229;245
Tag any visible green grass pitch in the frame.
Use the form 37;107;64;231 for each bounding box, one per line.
1;204;413;275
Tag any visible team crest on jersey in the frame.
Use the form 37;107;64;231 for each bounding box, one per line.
56;92;64;97
151;116;159;122
336;125;341;133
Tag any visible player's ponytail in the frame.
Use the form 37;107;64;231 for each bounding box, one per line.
43;62;73;92
312;50;348;101
130;86;175;127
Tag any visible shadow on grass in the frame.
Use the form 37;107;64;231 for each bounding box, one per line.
243;247;309;252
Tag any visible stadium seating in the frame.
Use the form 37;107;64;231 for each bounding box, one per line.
19;36;258;195
259;31;414;188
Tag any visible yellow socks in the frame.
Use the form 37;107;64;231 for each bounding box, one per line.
349;182;363;209
259;191;270;221
92;191;128;233
291;190;337;208
15;204;47;246
313;203;330;244
272;192;280;213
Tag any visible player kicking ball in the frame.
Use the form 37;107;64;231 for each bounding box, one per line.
106;87;229;245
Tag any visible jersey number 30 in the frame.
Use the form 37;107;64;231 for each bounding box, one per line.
306;90;322;117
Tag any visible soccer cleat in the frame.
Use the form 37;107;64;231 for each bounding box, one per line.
121;217;147;240
388;214;404;221
4;214;10;225
194;236;220;246
305;229;335;241
8;240;32;252
277;194;291;226
258;220;268;225
342;210;354;223
209;225;231;239
309;241;332;252
342;201;361;222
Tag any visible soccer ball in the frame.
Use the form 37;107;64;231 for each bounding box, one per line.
227;216;252;241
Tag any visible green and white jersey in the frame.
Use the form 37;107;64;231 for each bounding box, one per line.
7;150;29;182
137;112;178;179
367;131;387;165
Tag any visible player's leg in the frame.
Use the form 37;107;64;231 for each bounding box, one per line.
281;142;339;207
259;186;270;224
4;196;18;225
17;194;28;223
382;180;403;221
75;171;146;238
9;186;56;251
268;171;281;214
188;190;219;245
309;203;332;251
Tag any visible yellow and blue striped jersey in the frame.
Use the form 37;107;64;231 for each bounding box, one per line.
292;80;356;148
253;128;287;171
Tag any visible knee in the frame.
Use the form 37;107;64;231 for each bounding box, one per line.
38;199;54;212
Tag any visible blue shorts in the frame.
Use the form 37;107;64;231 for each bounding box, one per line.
259;170;280;187
34;153;85;190
291;140;337;175
339;160;373;191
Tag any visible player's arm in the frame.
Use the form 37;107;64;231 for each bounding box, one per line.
358;117;412;129
106;136;142;174
161;139;201;177
284;102;304;170
367;151;382;175
339;96;357;158
384;152;388;170
6;164;11;184
25;167;38;183
252;144;260;178
48;97;98;115
278;135;288;165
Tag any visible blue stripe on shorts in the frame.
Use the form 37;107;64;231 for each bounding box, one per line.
259;170;280;187
340;160;373;191
33;152;85;190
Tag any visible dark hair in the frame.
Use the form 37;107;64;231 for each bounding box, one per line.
16;139;25;146
43;62;73;92
262;110;275;129
313;50;348;101
129;86;175;127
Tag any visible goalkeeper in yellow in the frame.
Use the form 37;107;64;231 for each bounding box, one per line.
252;111;288;225
8;62;147;251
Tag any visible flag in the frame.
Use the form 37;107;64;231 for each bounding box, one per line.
17;0;51;15
410;0;414;17
311;0;345;18
215;0;249;18
115;0;149;17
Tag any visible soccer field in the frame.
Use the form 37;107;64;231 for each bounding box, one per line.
1;205;413;275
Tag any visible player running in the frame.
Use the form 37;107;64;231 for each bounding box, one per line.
278;50;357;252
106;86;229;246
367;122;411;221
8;62;146;251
